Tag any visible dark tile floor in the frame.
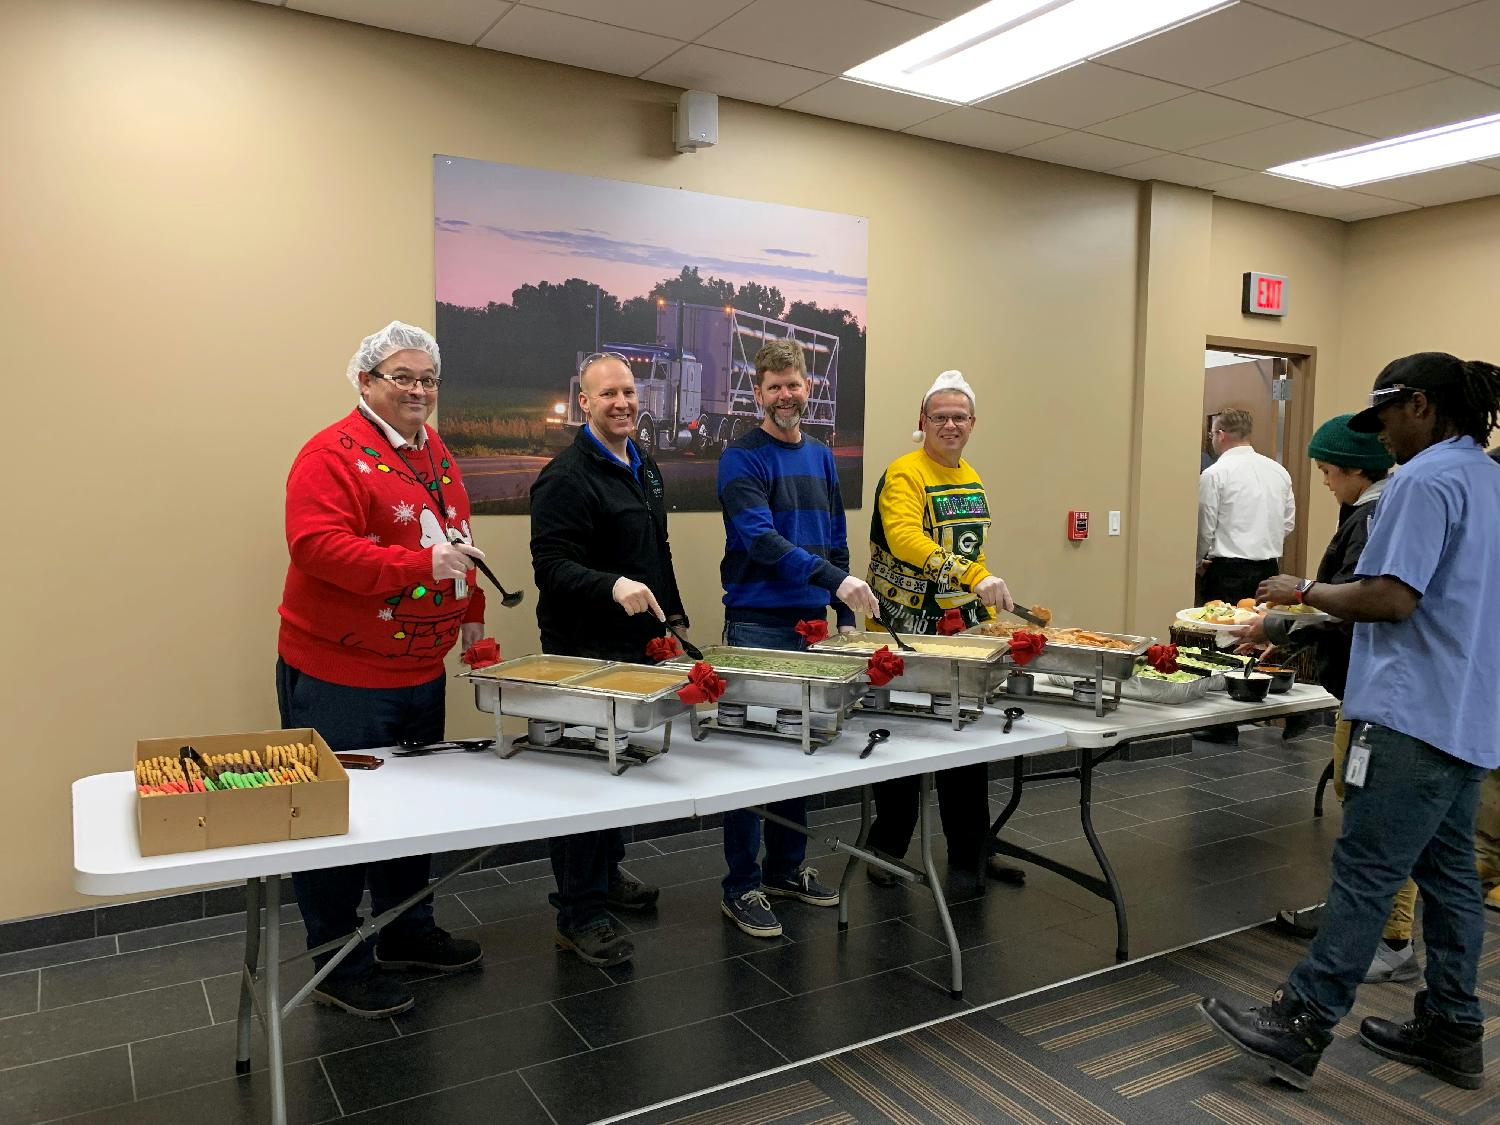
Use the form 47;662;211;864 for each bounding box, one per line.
0;724;1344;1125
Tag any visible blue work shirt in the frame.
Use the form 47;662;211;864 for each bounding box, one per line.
583;424;642;483
1343;437;1500;767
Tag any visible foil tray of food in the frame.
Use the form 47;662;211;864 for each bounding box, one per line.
966;620;1153;681
666;646;869;714
464;655;693;731
810;630;1008;699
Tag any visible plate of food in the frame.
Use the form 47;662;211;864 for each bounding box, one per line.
1263;603;1333;625
1175;600;1261;631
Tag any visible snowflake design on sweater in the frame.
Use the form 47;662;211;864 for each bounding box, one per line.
377;607;394;621
392;500;417;525
446;505;457;520
366;533;382;544
355;459;372;474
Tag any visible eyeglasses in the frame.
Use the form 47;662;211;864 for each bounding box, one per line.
925;412;974;427
372;371;441;391
1366;384;1416;408
579;351;629;375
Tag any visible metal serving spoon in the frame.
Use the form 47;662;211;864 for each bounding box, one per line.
859;728;891;759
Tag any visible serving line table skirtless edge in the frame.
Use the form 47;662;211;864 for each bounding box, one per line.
985;682;1339;964
73;709;1067;1125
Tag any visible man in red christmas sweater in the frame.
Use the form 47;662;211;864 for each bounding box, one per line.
277;321;485;1018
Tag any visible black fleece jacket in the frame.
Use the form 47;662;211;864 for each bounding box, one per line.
529;426;686;662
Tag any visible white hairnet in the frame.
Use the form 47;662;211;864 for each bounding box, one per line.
913;369;976;442
345;321;441;389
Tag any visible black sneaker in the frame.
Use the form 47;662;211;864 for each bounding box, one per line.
1360;989;1484;1089
762;866;839;907
555;922;634;966
374;927;483;972
723;890;782;937
312;971;414;1019
606;873;660;911
1199;989;1332;1090
985;855;1026;885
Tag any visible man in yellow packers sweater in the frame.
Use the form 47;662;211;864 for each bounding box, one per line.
864;370;1021;897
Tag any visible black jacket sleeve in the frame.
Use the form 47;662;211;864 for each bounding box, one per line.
530;465;620;611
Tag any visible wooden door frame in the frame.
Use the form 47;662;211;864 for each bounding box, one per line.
1205;335;1318;578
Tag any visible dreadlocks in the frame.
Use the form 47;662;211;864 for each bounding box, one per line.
1434;360;1500;446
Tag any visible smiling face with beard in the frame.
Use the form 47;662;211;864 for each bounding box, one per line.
754;366;809;439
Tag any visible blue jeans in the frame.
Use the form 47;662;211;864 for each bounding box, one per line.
1289;722;1487;1029
720;619;812;898
276;658;440;980
549;828;625;934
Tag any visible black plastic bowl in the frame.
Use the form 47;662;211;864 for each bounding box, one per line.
1255;665;1296;694
1225;673;1272;703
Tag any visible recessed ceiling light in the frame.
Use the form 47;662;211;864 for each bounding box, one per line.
843;0;1235;105
1268;112;1500;187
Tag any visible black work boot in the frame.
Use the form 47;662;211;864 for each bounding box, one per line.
1199;987;1332;1090
1360;989;1485;1089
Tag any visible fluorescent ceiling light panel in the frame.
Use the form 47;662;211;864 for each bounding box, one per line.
1268;111;1500;187
844;0;1235;105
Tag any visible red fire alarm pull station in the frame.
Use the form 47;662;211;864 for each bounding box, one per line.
1068;511;1089;541
1242;271;1288;317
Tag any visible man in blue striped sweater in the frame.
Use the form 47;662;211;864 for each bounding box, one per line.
716;338;881;937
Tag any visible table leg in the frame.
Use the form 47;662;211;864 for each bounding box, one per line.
234;876;262;1076
949;664;961;731
1079;750;1129;962
919;772;962;1000
801;681;812;755
837;786;873;932
263;873;288;1125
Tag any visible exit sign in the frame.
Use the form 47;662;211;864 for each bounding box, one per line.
1242;271;1288;317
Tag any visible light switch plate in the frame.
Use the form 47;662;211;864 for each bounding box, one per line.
1108;511;1121;536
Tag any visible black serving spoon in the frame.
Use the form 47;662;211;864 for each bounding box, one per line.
667;623;704;661
467;553;524;609
877;618;917;655
1002;706;1025;734
859;728;891;759
393;738;495;757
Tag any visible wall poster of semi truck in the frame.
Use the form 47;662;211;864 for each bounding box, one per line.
433;154;868;515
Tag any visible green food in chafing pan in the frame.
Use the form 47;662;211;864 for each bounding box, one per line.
691;650;861;678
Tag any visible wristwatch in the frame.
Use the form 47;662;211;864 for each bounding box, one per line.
1293;578;1316;603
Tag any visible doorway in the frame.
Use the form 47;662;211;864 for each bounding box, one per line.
1202;337;1317;579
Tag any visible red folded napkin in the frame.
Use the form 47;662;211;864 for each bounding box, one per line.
936;609;965;636
1145;643;1179;674
645;635;683;663
1007;631;1047;667
676;662;727;704
866;645;905;687
460;638;501;669
795;618;829;646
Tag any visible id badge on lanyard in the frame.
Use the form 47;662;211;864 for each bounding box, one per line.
446;528;468;600
1345;725;1371;788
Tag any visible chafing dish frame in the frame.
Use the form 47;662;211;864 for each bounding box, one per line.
810;631;1007;730
966;627;1155;717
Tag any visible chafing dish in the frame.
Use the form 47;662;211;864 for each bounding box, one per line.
811;631;1009;730
969;626;1154;716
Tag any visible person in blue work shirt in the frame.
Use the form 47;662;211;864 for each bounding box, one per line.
715;337;881;938
1201;352;1500;1093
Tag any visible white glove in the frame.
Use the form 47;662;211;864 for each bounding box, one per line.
612;577;665;621
432;540;484;583
973;575;1014;611
836;575;880;620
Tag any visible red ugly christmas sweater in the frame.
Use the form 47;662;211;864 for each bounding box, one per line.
277;408;486;688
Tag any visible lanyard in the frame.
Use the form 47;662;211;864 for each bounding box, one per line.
362;414;452;527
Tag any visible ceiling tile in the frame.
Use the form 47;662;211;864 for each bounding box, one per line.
698;0;936;75
877;0;984;16
1089;92;1288;150
1210;172;1317;204
977;64;1189;129
478;6;681;75
1110;152;1247;188
1009;131;1163;172
904;108;1066;152
781;78;951;131
1313;76;1500;138
1273;188;1417;220
291;0;512;44
638;45;827;105
1095;4;1346;89
1371;0;1500;74
1354;162;1500;205
1245;0;1474;38
1473;64;1500;86
1210;42;1446;116
1188;119;1373;169
520;0;752;42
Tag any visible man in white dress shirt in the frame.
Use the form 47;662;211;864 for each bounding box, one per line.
1197;409;1296;604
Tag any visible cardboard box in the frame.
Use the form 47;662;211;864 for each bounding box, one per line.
135;728;349;857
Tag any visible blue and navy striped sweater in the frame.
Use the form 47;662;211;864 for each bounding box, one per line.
717;427;853;627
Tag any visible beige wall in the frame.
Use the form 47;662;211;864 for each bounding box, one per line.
4;0;1496;922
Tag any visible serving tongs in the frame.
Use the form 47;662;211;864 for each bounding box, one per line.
1006;602;1051;628
667;623;704;661
393;738;496;757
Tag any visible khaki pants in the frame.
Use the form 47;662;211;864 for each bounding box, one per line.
1333;715;1417;941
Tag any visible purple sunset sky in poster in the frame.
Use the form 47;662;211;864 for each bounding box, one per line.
433;155;868;319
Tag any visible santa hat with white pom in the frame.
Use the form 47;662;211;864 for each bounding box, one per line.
913;369;976;442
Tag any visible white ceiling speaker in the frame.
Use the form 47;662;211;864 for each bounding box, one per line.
674;90;718;154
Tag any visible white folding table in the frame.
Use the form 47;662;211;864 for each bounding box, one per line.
74;708;1066;1125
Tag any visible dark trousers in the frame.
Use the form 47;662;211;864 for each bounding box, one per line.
549;828;626;934
868;762;990;874
1289;722;1487;1029
1198;556;1278;604
276;658;441;980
